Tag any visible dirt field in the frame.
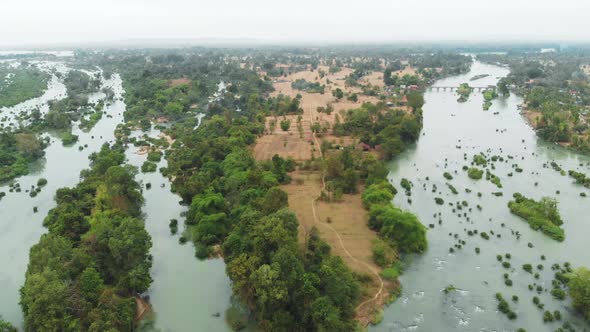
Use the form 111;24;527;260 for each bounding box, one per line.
168;78;191;87
282;171;394;324
252;65;382;161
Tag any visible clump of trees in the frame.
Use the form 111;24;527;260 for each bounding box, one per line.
467;167;483;180
291;79;325;94
568;267;590;321
0;317;17;332
363;173;427;254
457;83;472;102
0;131;45;182
20;144;152;331
332;102;423;160
508;193;564;241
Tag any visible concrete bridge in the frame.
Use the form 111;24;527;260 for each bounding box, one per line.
427;86;495;92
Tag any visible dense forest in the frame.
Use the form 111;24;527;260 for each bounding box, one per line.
20;144;152;331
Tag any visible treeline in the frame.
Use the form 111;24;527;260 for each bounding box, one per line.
163;114;360;330
332;102;423;159
20;144;152;331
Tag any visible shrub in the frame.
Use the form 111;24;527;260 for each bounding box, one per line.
468;167;483;180
141;161;157;173
508;193;564;241
372;239;397;268
380;265;401;281
280;119;291;131
147;151;162;162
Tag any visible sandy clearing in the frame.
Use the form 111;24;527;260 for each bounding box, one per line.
168;78;191;87
523;110;542;128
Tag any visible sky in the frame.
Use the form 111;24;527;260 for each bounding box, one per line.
2;0;590;47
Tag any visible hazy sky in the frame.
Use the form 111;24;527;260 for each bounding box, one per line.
2;0;589;47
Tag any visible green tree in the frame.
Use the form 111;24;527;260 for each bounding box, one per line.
407;91;424;111
569;267;590;320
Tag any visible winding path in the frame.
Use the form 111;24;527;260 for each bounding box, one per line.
307;102;384;318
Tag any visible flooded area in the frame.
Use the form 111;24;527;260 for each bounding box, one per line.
0;59;234;331
374;61;590;331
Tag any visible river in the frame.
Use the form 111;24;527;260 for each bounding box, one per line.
0;59;234;331
372;60;590;331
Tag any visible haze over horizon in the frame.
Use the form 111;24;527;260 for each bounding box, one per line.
2;0;589;48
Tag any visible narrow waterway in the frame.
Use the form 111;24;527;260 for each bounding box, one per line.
0;60;234;331
125;128;234;332
0;63;124;327
373;60;590;331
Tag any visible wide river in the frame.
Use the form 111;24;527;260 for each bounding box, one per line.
373;60;590;331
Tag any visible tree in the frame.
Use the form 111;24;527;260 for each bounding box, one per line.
20;269;71;332
15;133;43;159
280;119;291;131
0;317;17;332
78;267;104;303
259;187;289;214
407;92;424;111
568;267;590;320
332;88;344;100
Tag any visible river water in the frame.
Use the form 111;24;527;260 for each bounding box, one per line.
373;60;590;331
0;60;233;331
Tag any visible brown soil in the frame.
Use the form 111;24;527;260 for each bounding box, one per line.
135;296;152;322
168;78;191;87
252;65;382;161
282;171;392;325
523;110;542;128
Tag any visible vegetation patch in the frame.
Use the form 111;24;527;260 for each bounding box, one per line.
508;193;564;241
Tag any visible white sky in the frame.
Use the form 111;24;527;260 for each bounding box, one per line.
2;0;589;47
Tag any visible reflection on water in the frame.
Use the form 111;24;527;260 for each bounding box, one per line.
372;61;590;331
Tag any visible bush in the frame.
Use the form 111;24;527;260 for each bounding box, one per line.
37;178;48;186
372;239;397;268
280;119;291;131
147;151;162;162
369;204;427;253
141;161;157;173
362;181;396;209
467;167;483;180
508;193;564;241
380;265;401;281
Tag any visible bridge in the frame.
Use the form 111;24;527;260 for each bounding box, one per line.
427;86;495;92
